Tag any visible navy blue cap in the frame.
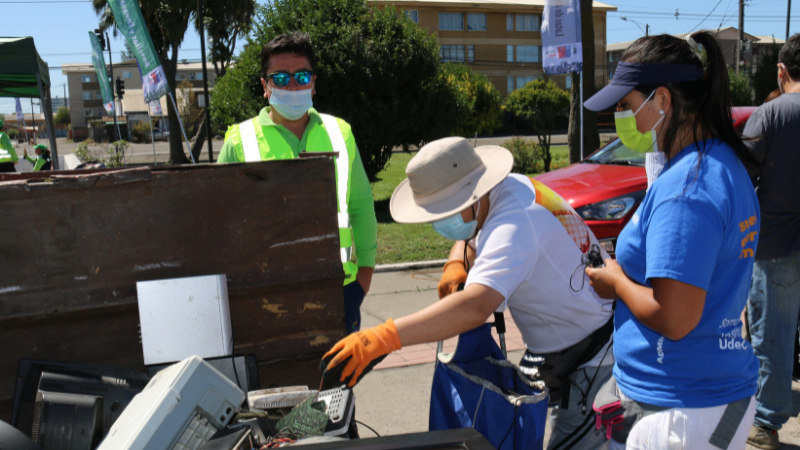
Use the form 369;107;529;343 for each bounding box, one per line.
585;62;704;111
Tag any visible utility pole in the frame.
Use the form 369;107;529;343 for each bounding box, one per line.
646;24;650;36
737;0;744;75
787;0;792;43
197;0;214;162
63;84;67;108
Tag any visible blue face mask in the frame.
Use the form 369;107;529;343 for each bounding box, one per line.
268;84;314;120
432;202;480;241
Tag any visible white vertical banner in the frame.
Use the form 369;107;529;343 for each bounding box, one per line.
149;100;163;116
14;98;24;123
541;0;583;75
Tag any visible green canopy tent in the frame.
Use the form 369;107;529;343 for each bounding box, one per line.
0;37;59;169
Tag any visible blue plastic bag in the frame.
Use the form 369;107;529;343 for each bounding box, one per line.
429;324;549;450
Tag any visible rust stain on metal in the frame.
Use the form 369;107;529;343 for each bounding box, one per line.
310;335;330;346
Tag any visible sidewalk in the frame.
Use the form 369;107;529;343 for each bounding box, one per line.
354;269;800;449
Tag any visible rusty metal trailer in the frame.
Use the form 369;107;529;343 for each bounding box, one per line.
0;158;346;422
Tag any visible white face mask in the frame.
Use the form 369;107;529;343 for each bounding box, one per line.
268;84;314;120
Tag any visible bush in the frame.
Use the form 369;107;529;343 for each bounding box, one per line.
503;137;543;175
132;121;153;143
505;79;570;172
753;44;781;104
6;129;17;139
440;63;502;137
89;119;104;128
73;140;128;167
728;69;753;106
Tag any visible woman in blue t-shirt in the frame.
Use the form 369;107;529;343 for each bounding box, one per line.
584;31;761;449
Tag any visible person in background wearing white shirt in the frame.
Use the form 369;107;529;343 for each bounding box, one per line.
320;137;615;450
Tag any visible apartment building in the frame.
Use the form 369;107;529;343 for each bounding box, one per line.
62;60;216;129
607;28;785;80
372;0;617;95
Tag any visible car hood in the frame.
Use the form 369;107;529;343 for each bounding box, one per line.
534;163;646;208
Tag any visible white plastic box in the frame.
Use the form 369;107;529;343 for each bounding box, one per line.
136;274;233;365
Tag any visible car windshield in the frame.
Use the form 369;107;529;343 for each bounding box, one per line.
584;138;645;167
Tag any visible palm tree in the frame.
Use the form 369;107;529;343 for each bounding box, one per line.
91;0;198;164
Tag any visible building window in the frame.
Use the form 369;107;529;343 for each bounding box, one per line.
516;76;538;90
405;10;418;23
467;13;486;31
190;72;196;81
81;75;92;83
507;45;514;62
439;13;464;31
440;45;465;62
96;92;103;100
468;45;475;62
516;45;540;63
98;109;105;116
508;77;514;94
83;92;92;100
507;14;513;31
516;14;540;31
609;70;615;80
566;75;572;89
198;96;206;108
84;109;93;117
122;71;132;79
196;72;204;81
176;73;187;81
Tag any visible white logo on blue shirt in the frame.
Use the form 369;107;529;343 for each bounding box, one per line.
656;336;665;364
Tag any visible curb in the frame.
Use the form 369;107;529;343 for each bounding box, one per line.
374;259;447;273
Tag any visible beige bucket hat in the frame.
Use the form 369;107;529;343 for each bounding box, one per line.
390;137;513;224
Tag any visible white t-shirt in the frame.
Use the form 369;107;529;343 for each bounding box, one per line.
465;174;615;367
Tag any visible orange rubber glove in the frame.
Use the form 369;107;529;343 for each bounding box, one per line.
437;260;468;299
320;318;402;387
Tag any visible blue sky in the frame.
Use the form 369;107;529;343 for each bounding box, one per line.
1;0;797;114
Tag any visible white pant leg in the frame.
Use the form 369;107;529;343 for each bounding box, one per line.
609;393;755;450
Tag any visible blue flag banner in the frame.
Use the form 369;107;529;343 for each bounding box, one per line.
541;0;583;75
15;98;24;123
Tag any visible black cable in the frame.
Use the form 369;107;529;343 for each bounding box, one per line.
355;420;380;437
497;404;518;449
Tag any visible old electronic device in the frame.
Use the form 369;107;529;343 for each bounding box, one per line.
97;356;245;450
137;274;233;365
148;355;259;395
31;391;104;449
317;388;355;437
12;359;149;443
0;419;39;450
247;386;317;411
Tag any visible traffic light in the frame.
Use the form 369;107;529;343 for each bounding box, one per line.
115;78;125;99
94;29;105;51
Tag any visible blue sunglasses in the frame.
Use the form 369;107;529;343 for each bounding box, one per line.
266;70;314;88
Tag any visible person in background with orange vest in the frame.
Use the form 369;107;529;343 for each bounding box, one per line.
217;32;377;335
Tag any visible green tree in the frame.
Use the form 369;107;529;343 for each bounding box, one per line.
211;0;456;179
753;44;781;104
505;79;570;172
204;0;257;78
178;80;203;138
54;107;71;127
440;63;502;137
728;69;753;106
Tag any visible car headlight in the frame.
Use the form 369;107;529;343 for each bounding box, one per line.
575;191;645;220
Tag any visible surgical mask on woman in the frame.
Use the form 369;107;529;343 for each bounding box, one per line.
615;90;667;189
268;84;314;120
432;201;480;241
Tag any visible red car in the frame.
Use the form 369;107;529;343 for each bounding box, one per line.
535;107;757;257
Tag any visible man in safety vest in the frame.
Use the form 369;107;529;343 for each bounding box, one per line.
217;32;378;334
0;118;19;173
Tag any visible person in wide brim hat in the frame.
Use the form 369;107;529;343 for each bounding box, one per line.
320;137;616;450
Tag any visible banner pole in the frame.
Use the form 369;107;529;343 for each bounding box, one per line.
147;103;157;165
30;99;36;145
168;91;196;164
580;70;584;160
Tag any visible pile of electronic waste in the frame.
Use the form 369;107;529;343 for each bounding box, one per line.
3;355;356;450
1;275;355;450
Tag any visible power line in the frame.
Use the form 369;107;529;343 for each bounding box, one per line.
690;0;726;32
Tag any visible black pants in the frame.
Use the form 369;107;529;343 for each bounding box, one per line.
0;162;16;173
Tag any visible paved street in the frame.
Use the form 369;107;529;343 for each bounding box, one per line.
355;269;800;449
26;132;619;168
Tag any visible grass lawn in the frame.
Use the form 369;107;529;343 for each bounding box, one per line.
371;143;575;264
